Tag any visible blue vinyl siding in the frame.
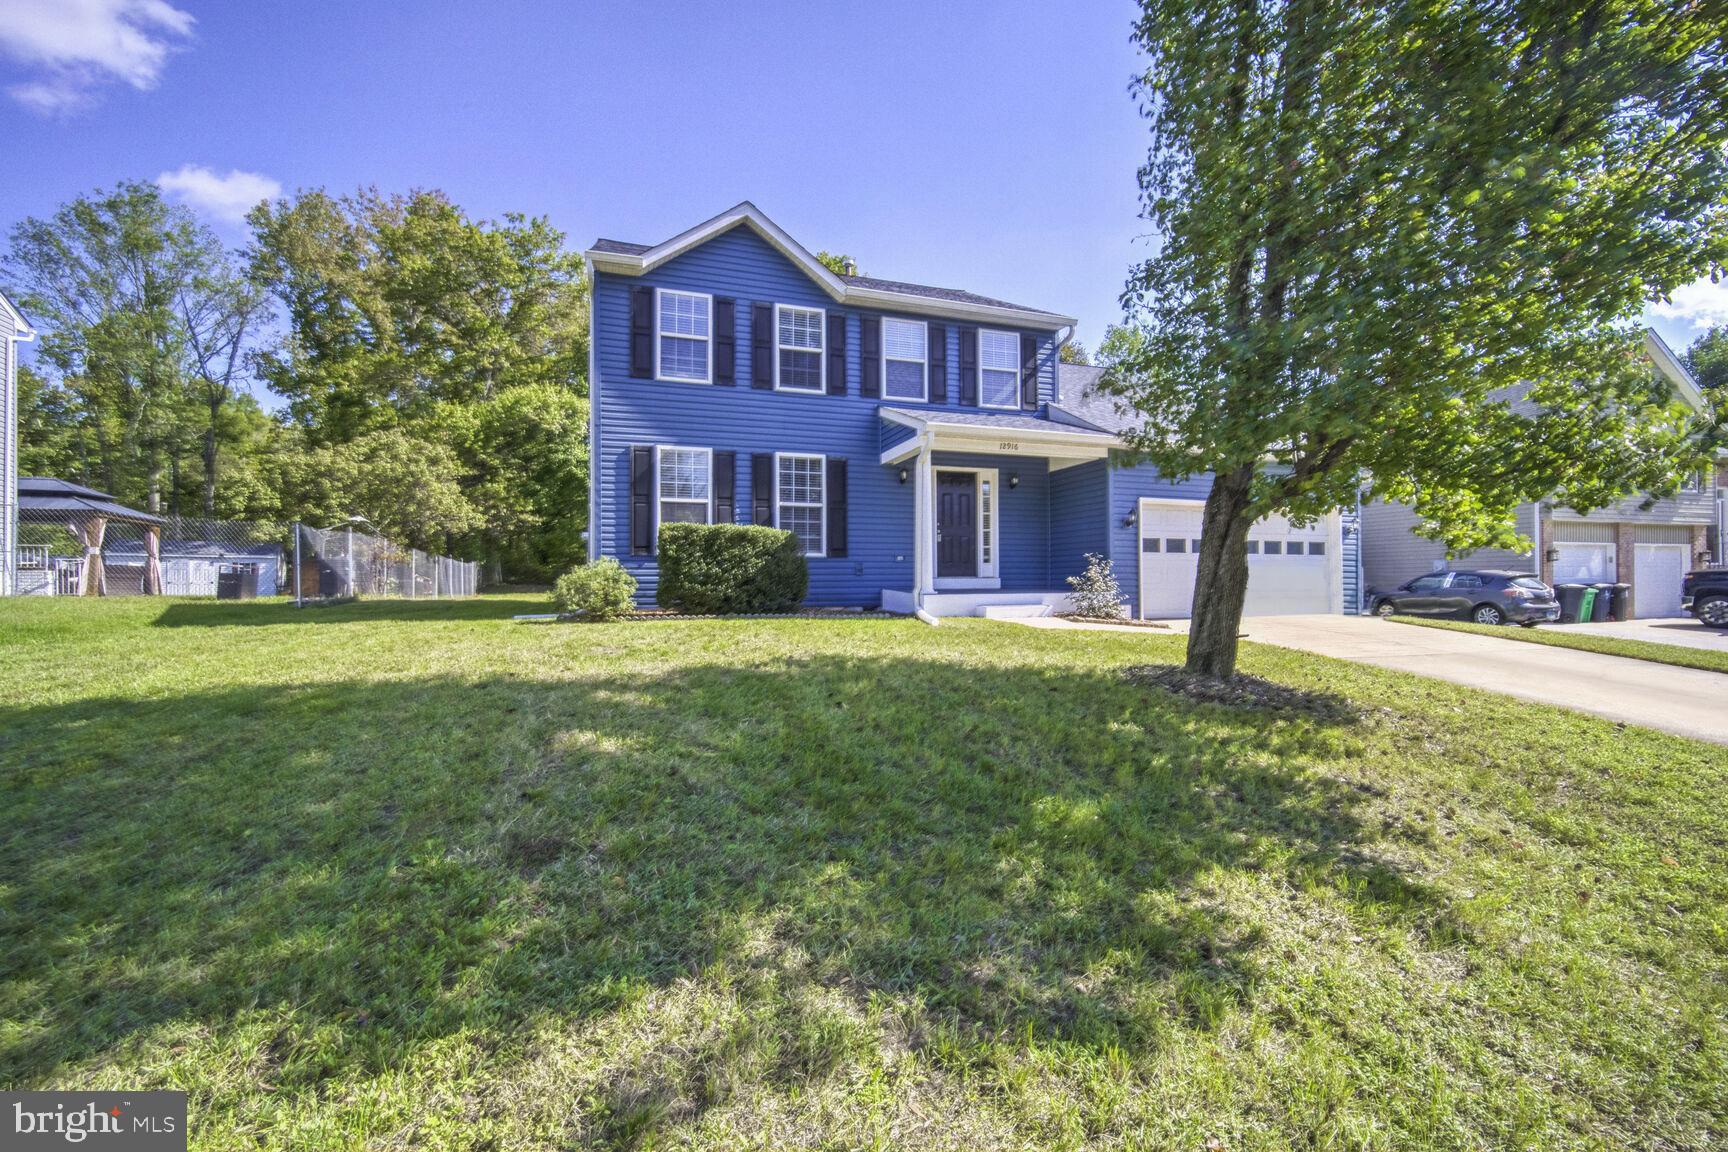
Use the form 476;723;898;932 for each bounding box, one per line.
880;417;916;456
1048;459;1108;589
1104;456;1214;618
593;223;1062;607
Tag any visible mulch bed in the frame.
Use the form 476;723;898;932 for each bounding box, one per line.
1057;614;1171;629
1124;664;1362;722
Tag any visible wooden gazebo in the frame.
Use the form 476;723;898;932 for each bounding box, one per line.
16;477;164;595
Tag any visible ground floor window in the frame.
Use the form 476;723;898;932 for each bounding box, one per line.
658;445;712;524
776;453;825;556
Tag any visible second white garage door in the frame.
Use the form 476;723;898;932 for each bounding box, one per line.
1138;500;1336;618
1633;543;1687;618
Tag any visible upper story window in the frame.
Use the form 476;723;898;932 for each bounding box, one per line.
979;330;1020;409
882;318;927;403
657;445;712;524
776;305;825;393
1681;469;1706;492
776;453;826;557
657;290;711;383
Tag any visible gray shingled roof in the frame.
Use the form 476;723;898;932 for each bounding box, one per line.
1053;364;1141;435
880;406;1116;437
589;238;652;256
587;235;1064;317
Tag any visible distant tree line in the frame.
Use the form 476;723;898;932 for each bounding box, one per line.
5;181;589;581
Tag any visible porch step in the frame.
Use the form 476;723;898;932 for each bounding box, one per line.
978;603;1058;619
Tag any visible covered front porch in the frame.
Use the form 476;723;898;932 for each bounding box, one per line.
878;407;1119;618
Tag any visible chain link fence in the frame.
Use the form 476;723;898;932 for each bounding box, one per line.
293;523;478;601
10;509;477;601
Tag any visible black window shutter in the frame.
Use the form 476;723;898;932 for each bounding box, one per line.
1020;333;1038;409
713;451;736;524
630;287;654;378
751;453;774;525
751;304;774;389
714;298;736;385
826;312;847;396
826;457;848;558
928;323;947;405
958;327;978;406
630;446;654;554
859;316;880;398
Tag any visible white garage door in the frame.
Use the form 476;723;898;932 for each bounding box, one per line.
1138;501;1334;619
1634;544;1686;618
1552;543;1615;584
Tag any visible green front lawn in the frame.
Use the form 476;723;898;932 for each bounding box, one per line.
2;596;1724;1150
1390;614;1728;675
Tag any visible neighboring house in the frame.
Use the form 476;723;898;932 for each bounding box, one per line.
0;289;37;598
583;203;1350;618
1361;330;1718;618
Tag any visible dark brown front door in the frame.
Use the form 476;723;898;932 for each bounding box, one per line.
936;471;977;578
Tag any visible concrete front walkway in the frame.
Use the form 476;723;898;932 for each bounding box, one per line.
1017;613;1728;745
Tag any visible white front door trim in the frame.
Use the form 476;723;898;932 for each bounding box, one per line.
932;467;1001;590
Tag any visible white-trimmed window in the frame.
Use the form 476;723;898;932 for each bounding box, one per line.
656;289;711;383
882;317;928;402
979;329;1021;409
775;452;826;557
657;445;712;525
775;304;825;393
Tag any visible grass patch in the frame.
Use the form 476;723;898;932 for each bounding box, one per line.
3;595;1725;1149
1390;614;1728;674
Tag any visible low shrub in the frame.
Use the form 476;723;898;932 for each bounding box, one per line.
1066;553;1126;618
657;523;809;614
551;557;637;620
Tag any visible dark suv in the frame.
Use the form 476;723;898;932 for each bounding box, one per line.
1368;570;1561;626
1681;569;1728;628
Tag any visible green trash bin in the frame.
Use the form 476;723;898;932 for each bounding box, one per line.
1576;586;1598;623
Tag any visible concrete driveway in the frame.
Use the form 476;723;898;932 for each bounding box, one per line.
1020;613;1727;745
1232;615;1727;745
1557;617;1728;653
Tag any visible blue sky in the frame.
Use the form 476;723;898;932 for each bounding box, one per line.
1;0;1721;392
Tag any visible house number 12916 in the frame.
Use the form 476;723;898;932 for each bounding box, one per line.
998;441;1020;452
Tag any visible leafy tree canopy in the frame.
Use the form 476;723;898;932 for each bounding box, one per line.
1684;322;1728;400
247;188;589;443
1059;339;1091;366
1107;0;1727;677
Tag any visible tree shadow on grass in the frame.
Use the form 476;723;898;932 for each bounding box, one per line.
0;652;1448;1140
149;597;537;627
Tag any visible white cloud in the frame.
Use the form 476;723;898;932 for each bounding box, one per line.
0;0;193;114
157;165;282;225
1647;277;1728;331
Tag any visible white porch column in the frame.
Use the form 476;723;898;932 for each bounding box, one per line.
912;439;935;604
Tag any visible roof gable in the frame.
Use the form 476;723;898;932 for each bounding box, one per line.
587;202;1076;329
0;288;34;339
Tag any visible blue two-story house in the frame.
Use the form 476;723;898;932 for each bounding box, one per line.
585;203;1356;618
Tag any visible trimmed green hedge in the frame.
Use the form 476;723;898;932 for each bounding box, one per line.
657;523;809;614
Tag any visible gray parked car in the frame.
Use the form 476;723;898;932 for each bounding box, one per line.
1368;570;1561;626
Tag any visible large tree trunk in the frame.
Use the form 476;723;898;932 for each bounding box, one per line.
1185;465;1257;679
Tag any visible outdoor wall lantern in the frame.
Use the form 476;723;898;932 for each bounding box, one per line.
1008;473;1020;489
897;466;909;484
1122;510;1136;528
1545;545;1561;562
